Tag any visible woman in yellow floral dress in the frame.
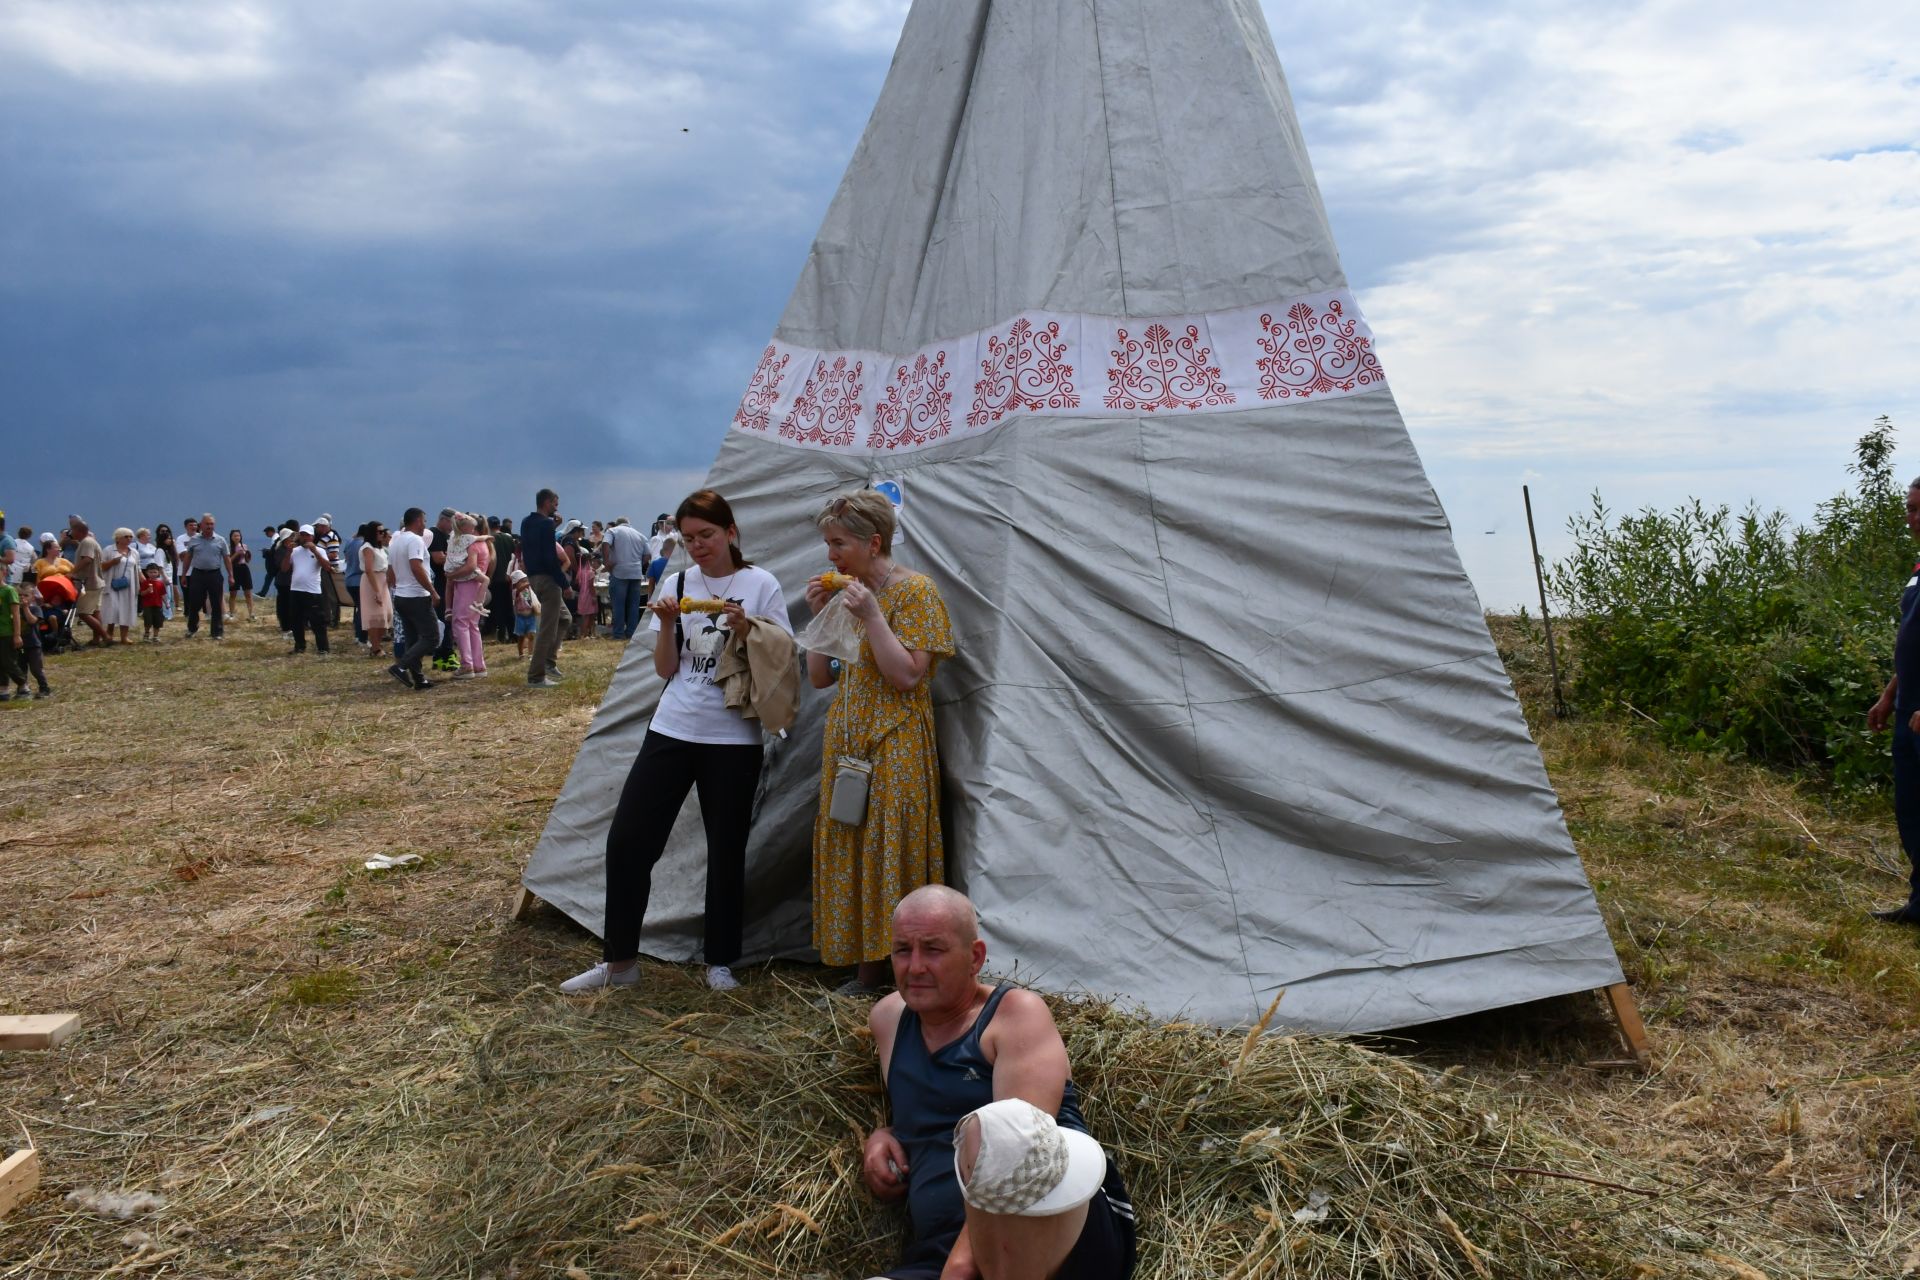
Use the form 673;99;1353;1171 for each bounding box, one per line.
805;490;955;995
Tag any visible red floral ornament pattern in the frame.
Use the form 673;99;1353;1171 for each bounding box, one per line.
1256;300;1384;400
778;355;866;447
732;345;791;433
967;318;1078;429
1105;323;1235;412
869;351;953;450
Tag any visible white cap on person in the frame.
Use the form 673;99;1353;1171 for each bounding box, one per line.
299;524;315;536
954;1099;1105;1217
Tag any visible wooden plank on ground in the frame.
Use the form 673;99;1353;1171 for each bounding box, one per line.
1600;983;1652;1067
509;884;537;922
0;1149;40;1218
0;1013;80;1051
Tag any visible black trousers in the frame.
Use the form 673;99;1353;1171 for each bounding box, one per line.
1891;721;1920;910
603;730;764;967
289;590;328;652
275;575;293;631
393;595;437;682
185;568;225;637
489;577;513;642
431;586;454;662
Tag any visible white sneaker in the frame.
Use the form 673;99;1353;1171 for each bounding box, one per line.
559;962;640;994
706;965;740;991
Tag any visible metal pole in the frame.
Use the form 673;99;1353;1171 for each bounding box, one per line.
1523;485;1568;718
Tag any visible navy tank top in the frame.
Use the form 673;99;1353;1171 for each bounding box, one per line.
888;984;1089;1249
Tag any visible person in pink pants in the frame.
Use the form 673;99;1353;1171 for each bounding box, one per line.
446;512;493;677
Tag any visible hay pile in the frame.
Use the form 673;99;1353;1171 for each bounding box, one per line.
7;954;1735;1278
424;976;1738;1279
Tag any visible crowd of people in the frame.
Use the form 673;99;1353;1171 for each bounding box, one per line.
0;503;685;698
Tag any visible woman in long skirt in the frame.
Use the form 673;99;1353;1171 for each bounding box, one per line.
804;490;954;996
98;528;139;644
357;522;392;658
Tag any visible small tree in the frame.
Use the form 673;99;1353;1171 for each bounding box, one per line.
1548;417;1906;788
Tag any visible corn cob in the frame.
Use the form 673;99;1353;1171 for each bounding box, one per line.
820;572;853;592
678;598;728;614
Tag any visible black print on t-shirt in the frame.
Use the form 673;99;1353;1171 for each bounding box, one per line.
684;596;745;682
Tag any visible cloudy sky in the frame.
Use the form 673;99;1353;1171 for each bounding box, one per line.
2;0;1915;607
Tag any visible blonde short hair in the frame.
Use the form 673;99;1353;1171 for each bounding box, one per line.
113;527;133;541
815;490;896;555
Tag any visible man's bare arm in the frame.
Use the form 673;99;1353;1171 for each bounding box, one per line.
985;989;1070;1115
863;993;910;1202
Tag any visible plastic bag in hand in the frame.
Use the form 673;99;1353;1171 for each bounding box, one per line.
799;591;866;664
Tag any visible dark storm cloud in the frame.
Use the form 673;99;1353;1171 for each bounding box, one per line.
0;0;899;535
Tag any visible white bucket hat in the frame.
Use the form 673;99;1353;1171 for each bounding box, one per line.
954;1099;1105;1217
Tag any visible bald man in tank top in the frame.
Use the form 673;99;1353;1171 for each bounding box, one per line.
861;886;1136;1280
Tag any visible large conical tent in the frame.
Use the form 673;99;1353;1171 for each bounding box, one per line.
521;0;1626;1032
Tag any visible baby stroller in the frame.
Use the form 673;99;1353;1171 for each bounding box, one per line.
36;602;76;655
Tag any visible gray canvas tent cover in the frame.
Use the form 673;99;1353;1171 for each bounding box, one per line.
522;0;1625;1032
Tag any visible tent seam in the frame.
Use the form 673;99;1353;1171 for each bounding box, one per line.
1088;0;1129;315
1133;415;1260;1017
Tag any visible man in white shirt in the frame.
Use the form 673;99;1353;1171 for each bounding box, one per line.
386;506;441;691
602;517;649;641
284;524;331;655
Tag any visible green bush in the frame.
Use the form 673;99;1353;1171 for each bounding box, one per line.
1548;417;1909;789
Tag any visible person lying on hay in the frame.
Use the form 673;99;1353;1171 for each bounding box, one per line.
861;886;1136;1280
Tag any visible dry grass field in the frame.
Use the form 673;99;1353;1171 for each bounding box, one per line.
1;614;1915;1277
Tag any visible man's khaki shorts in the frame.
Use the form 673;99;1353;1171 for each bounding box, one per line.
77;588;101;614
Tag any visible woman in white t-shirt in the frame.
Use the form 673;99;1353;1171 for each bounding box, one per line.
562;489;791;995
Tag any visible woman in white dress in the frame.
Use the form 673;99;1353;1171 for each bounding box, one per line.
99;527;139;643
357;522;393;658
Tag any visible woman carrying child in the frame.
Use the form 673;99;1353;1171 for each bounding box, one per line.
560;489;791;995
445;512;491;678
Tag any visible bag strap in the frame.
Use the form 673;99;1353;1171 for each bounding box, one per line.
672;571;685;667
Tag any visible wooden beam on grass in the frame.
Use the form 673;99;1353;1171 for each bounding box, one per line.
0;1013;80;1051
1600;983;1651;1067
0;1149;40;1218
509;884;537;922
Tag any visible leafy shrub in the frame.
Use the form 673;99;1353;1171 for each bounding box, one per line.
1548;417;1909;789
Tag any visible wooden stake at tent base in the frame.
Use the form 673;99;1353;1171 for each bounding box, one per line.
0;1149;40;1219
0;1013;80;1052
1600;983;1652;1067
509;884;537;922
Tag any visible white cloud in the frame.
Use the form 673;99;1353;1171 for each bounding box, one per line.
0;0;275;85
806;0;911;51
1276;0;1920;470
